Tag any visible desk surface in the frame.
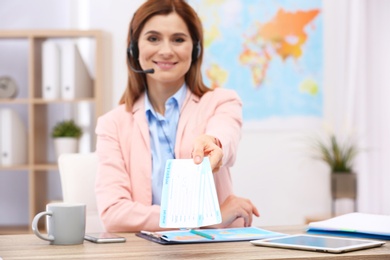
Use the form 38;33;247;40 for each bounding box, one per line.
0;226;389;260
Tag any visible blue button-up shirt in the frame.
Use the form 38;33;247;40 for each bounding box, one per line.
145;85;187;205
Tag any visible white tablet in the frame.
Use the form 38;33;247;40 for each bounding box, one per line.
250;234;385;254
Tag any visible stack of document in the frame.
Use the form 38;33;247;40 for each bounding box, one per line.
307;212;390;240
42;40;93;100
42;40;61;99
0;108;27;166
159;158;222;228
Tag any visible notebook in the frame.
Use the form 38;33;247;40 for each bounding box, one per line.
307;212;390;240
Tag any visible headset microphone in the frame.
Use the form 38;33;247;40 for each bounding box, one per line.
129;64;155;74
127;45;154;74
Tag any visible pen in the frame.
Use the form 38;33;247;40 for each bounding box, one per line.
189;229;214;240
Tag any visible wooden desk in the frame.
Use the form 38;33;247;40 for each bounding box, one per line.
0;226;389;260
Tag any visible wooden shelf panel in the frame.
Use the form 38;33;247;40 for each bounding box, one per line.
0;99;30;104
33;164;58;171
0;225;30;235
0;165;58;171
0;165;30;171
0;29;102;38
33;98;96;104
0;99;96;104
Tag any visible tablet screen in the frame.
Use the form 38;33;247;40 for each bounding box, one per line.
251;234;385;253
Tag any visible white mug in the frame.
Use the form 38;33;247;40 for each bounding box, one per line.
32;203;86;245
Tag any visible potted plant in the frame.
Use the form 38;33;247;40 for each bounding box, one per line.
52;119;82;158
311;134;359;214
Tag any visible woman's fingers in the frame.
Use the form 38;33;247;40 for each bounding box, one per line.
192;134;223;172
219;195;260;227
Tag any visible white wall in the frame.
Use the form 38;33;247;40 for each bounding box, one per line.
231;130;331;226
0;0;359;227
88;1;144;112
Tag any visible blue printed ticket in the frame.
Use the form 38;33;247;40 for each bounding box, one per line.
159;158;222;228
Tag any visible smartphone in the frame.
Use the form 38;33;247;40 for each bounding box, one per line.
84;232;126;243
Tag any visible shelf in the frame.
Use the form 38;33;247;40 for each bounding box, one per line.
0;29;103;229
0;165;30;171
32;98;96;104
0;99;30;104
33;164;58;171
0;29;103;38
0;164;60;171
0;225;30;235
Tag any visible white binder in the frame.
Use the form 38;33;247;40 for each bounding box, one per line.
42;40;61;99
60;41;93;100
0;108;27;166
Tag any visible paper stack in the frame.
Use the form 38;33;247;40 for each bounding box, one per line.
0;108;27;166
159;158;222;228
41;40;93;100
42;41;61;99
307;212;390;240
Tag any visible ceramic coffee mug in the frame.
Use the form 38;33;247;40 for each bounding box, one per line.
32;202;86;245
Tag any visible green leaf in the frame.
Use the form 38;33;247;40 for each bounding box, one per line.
51;120;82;138
311;134;358;173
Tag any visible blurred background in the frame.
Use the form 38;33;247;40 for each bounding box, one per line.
1;0;389;232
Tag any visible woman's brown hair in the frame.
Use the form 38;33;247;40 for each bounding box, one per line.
119;0;210;111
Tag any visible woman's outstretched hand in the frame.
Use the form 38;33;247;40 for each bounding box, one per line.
192;134;223;172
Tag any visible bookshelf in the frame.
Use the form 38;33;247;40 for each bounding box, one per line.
0;30;103;233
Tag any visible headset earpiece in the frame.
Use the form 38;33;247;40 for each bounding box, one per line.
192;41;201;63
128;40;139;60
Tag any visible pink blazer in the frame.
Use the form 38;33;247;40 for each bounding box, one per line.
95;88;243;232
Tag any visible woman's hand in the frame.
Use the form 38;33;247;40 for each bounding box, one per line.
216;195;260;228
192;134;223;172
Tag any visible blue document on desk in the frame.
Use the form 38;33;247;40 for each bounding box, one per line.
136;227;286;245
307;212;390;240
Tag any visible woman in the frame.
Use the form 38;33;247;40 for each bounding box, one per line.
95;0;259;232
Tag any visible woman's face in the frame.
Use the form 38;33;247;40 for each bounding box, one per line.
138;12;193;87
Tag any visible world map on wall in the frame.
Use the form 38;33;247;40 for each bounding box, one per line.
190;0;323;127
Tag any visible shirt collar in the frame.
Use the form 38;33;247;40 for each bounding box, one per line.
145;84;187;118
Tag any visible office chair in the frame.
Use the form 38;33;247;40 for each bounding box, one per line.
58;153;105;233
